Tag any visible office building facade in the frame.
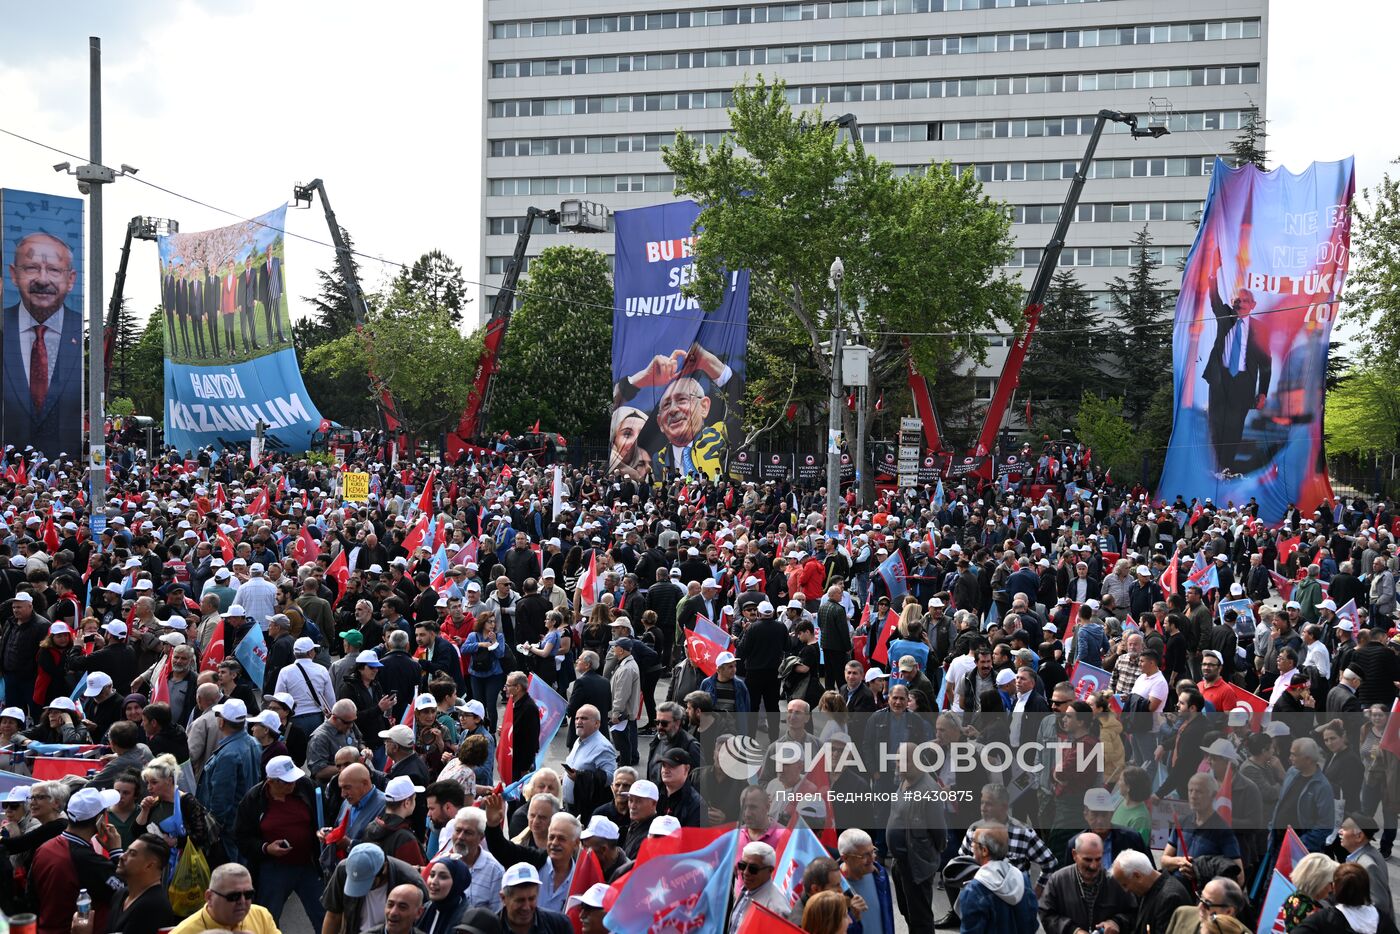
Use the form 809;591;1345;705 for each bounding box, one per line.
481;0;1268;403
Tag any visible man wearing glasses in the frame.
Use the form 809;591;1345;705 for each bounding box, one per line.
727;840;788;934
169;863;278;934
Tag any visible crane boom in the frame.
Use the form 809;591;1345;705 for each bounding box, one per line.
293;179;403;446
971;109;1168;470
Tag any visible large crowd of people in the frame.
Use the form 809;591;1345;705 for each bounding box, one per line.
0;436;1397;934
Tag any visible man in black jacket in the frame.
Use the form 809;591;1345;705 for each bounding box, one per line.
68;620;138;695
514;578;552;652
644;568;684;664
566;651;612;747
0;593;48;717
645;702;704;782
737;600;788;736
817;585;852;691
503;532;542;591
505;671;541;783
656;749;706;827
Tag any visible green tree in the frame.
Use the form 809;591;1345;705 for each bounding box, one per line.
294;231;379;425
1074;393;1142;479
393;249;470;325
1021;270;1108;435
109;297;138;398
303;280;474;440
127;311;165;417
1326;364;1400;455
1348;160;1400;361
1109;226;1175;428
297;228;363;348
1229;108;1269;170
491;246;613;437
662;77;1022;454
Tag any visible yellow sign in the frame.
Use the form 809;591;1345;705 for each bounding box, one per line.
343;472;370;502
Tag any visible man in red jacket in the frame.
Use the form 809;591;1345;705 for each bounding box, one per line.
799;552;827;610
32;787;124;934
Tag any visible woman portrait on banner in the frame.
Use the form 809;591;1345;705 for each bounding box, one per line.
612;341;739;481
608;406;652;482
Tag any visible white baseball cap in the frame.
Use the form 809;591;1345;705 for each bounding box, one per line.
502;862;541;890
212;698;248;722
458;699;487;719
158;632;186;646
251;710;284;735
293;637;317;654
567;882;612;911
715;651;737;667
66;788;120;822
648;815;682;836
265;754;304;782
82;672;113;697
47;621;72;636
414;693;438;711
0;706;27;723
627;780;660;801
354;649;383;667
1083;788;1121;811
581;815;620;841
384;775;426;802
45;696;79;714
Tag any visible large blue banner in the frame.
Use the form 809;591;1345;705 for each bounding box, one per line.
159;206;324;454
611;200;749;481
1158;157;1354;523
1;189;85;458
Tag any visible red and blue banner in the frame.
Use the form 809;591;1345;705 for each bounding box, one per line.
611;201;749;482
159;206;324;455
603;826;739;934
1158;157;1355;523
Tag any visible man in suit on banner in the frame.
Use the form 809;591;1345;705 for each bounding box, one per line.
162;266;178;350
204;265;221;356
239;260;258;351
4;232;83;454
613;343;737;482
221;261;239;354
175;267;191;358
1203;278;1271;472
189;271;207;359
260;246;285;344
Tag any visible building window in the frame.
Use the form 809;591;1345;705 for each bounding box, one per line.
974;377;998;402
488;64;1259;119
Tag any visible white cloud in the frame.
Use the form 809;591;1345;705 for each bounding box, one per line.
0;0;485;331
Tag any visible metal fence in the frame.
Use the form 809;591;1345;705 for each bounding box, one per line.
1328;451;1400;499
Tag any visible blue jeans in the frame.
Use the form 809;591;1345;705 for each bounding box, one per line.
257;861;324;932
291;712;324;736
471;673;506;730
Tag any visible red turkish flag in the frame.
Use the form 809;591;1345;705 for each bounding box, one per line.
216;527;235;563
328;549;350;593
293;527;318;564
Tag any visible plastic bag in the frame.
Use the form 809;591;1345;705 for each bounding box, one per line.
168;842;211;918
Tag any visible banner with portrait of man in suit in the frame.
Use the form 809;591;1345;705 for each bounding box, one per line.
158;205;323;454
610;200;749;483
0;188;86;458
1158;157;1354;524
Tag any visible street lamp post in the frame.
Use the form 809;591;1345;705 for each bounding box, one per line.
825;257;845;534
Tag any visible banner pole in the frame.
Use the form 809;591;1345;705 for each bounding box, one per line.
86;36;108;538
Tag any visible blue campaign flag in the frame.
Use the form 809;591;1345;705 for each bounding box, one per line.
932;479;945;510
693;616;731;647
235;621;268;688
70;673;88;702
603;827;739;934
526;675;568;770
159;206;325;454
876;549;908;600
774;819;830;909
1256;870;1295;934
502;769;537;802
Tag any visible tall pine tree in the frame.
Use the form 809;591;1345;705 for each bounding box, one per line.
1021;270;1108;434
1229;108;1269;170
1110;226;1174;429
295;229;377;426
392;249;470;325
297;228;363;350
109;297;138;397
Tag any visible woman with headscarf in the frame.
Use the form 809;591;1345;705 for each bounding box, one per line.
420;859;472;934
609;407;652;482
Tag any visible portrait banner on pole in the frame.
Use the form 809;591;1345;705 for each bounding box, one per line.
0;189;85;457
610;200;749;482
159;206;324;454
1158;158;1354;523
